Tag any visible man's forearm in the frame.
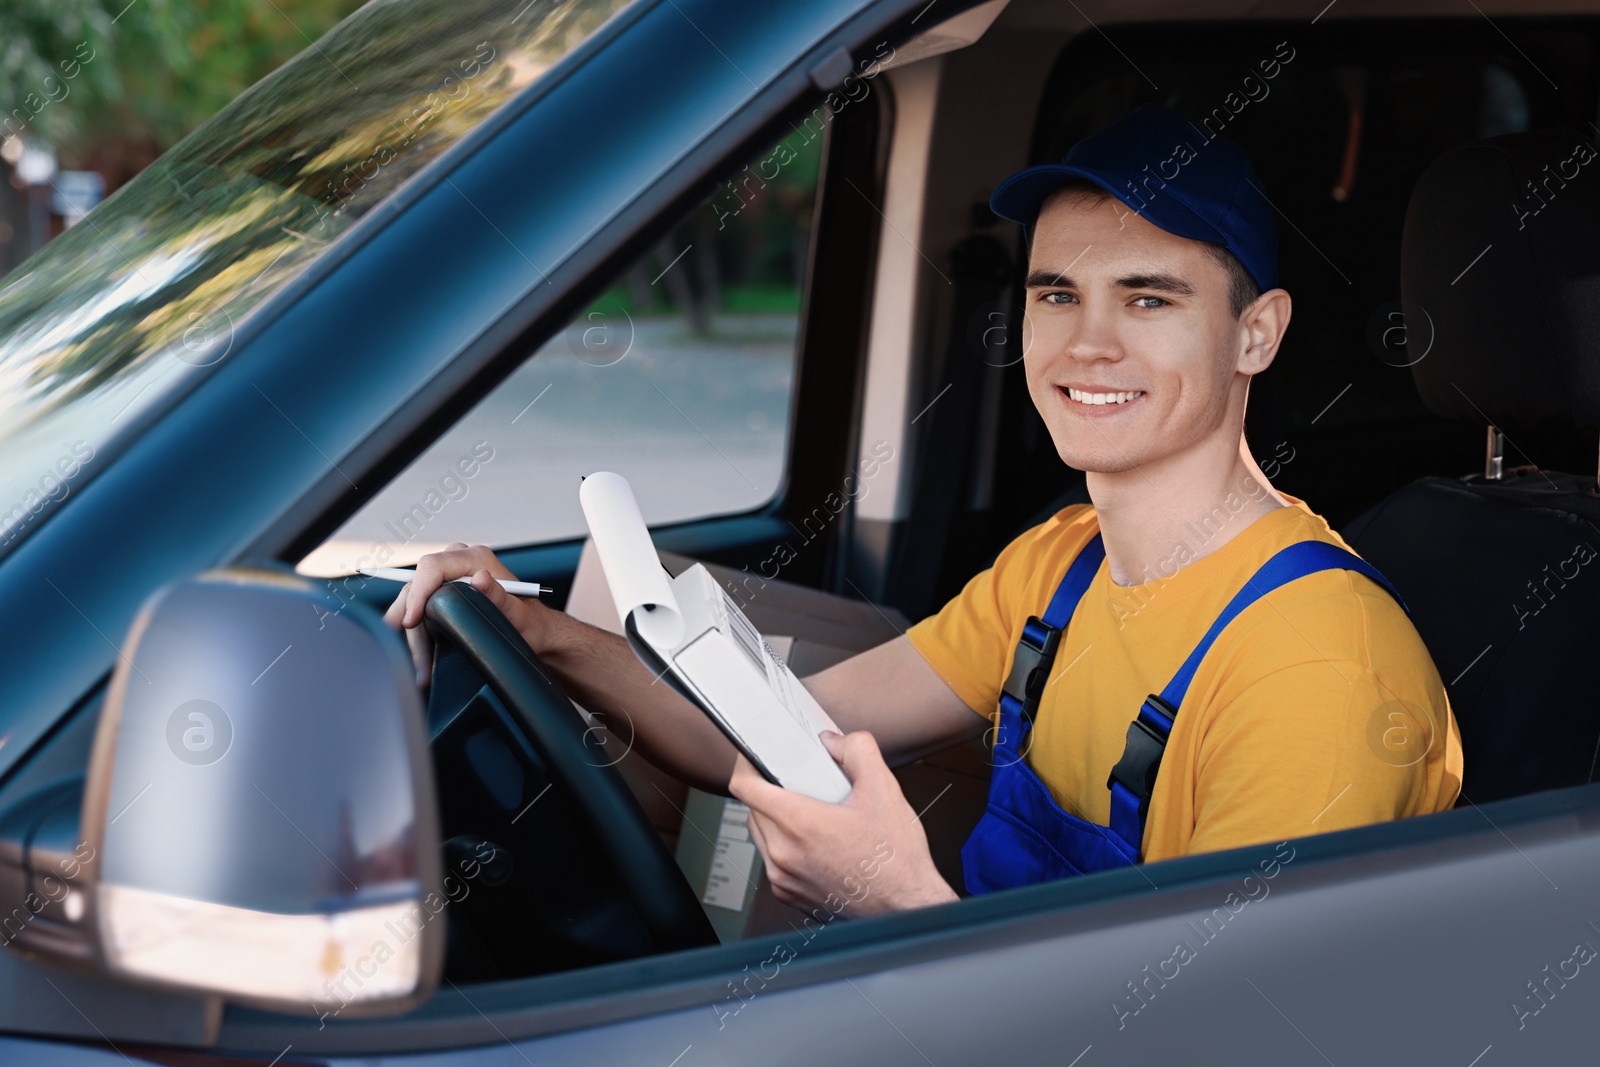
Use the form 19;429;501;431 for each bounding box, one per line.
532;612;740;794
520;617;980;796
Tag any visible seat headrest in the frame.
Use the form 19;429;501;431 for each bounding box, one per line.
1403;131;1600;431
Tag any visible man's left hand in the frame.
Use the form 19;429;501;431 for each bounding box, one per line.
728;730;959;917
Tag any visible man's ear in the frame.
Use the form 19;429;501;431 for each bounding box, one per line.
1237;288;1292;375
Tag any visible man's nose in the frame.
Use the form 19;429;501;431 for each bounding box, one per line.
1063;302;1124;364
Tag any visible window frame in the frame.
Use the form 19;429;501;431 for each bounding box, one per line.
295;79;889;593
257;38;908;588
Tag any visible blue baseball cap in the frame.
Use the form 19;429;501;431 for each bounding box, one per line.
990;104;1279;292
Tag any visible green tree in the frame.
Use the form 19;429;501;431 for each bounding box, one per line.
0;0;119;145
0;0;626;413
1;0;364;156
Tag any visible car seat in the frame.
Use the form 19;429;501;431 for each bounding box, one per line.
1342;130;1600;805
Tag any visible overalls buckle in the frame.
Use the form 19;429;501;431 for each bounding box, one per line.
1001;616;1059;723
1106;700;1173;815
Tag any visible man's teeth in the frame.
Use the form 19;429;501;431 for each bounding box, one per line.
1067;388;1144;405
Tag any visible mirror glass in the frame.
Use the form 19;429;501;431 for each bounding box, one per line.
84;569;441;1015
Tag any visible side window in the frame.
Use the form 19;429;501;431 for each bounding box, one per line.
298;128;821;576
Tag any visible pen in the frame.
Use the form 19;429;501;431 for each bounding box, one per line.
358;566;551;597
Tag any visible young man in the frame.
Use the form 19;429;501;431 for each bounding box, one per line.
387;106;1462;915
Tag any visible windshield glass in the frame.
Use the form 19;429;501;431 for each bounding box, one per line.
0;0;635;556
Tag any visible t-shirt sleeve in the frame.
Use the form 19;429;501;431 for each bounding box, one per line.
1180;656;1447;858
905;510;1085;720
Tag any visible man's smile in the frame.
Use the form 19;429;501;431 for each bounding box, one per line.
1057;384;1147;415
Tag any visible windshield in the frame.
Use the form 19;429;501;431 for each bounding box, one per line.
0;0;635;556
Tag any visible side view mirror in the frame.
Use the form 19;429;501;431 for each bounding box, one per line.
0;568;443;1017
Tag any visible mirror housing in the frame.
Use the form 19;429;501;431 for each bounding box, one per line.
18;568;443;1017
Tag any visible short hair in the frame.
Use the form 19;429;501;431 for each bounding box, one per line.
1031;180;1262;319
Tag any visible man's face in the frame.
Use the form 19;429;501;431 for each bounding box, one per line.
1022;190;1249;475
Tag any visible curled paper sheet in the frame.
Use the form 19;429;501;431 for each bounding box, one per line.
578;472;685;650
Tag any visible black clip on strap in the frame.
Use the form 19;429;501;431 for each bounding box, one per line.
1106;694;1178;817
1002;615;1061;724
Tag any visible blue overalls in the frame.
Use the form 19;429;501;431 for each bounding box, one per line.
960;531;1410;894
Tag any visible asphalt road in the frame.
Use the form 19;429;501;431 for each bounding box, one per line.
299;312;795;575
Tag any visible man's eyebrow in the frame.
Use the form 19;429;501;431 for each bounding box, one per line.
1114;272;1196;296
1025;269;1074;288
1023;269;1198;297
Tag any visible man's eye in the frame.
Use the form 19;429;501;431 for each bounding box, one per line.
1039;291;1077;305
1132;295;1169;309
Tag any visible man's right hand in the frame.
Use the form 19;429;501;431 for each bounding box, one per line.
380;542;557;687
378;541;745;793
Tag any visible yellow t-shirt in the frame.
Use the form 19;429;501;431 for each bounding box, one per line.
906;495;1463;863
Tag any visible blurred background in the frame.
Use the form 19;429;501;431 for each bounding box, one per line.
298;120;820;573
0;0;362;272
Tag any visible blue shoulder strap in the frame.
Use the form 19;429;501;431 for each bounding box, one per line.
999;533;1105;724
1042;532;1107;630
1104;540;1411;855
1156;541;1408;710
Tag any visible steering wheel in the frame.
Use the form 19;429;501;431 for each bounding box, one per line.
422;582;718;953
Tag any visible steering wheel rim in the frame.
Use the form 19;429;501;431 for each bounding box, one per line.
423;582;718;952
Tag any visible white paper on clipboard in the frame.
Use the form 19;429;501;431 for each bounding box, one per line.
577;472;684;649
578;472;850;802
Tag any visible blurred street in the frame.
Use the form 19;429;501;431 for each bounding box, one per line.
298;312;797;574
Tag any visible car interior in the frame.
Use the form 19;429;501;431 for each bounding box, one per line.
270;0;1600;992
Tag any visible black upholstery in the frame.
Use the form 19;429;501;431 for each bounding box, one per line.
1344;130;1600;805
1343;472;1600;803
1403;131;1600;430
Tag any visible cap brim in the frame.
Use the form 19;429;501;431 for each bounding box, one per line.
990;163;1228;248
